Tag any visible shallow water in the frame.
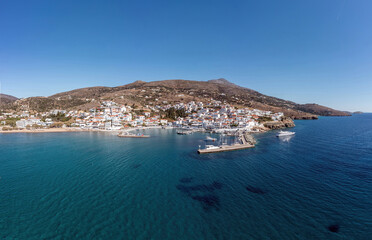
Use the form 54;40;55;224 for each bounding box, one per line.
0;114;371;239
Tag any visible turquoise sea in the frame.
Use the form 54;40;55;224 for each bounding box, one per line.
0;114;371;239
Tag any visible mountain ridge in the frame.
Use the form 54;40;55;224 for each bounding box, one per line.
1;79;350;119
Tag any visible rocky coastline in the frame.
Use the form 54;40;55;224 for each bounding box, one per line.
263;117;296;130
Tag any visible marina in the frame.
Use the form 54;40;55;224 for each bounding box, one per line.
198;132;256;154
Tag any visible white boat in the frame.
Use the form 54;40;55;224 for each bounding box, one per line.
177;130;193;135
205;136;217;141
276;131;295;137
205;145;220;150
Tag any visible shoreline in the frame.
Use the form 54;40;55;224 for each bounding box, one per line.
0;128;100;134
0;126;164;134
0;124;287;134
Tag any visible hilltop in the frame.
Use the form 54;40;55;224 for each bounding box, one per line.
1;78;350;119
0;94;18;105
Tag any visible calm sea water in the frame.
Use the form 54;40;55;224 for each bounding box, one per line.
0;114;371;239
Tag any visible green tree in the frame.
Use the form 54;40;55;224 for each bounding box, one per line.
164;108;187;120
46;112;72;122
257;116;272;123
50;122;63;128
5;118;20;127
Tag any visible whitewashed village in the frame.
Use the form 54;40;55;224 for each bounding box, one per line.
1;99;285;133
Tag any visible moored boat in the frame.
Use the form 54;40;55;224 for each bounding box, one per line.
177;130;193;135
204;144;220;150
205;136;217;141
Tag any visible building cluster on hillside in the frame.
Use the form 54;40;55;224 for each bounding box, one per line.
1;100;284;131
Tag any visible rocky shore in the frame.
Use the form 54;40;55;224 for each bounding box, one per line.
293;115;318;120
263;117;295;130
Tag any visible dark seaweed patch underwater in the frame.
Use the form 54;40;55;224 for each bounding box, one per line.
192;195;220;211
177;181;223;211
132;163;142;169
246;185;266;194
176;181;223;195
327;224;340;233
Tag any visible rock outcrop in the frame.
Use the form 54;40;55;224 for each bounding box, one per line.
263;117;295;130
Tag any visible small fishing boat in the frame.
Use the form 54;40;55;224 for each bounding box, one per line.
205;136;217;141
177;130;193;135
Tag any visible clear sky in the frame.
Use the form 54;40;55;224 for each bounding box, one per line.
1;0;371;112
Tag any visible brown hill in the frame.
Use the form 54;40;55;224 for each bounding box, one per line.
0;93;18;105
297;104;350;117
2;79;350;119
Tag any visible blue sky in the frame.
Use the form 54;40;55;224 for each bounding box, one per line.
1;0;371;112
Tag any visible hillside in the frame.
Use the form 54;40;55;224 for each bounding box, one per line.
0;94;18;105
1;79;350;119
297;104;350;117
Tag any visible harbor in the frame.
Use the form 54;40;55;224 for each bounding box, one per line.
198;131;256;154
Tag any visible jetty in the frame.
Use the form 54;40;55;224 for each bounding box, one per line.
197;132;256;154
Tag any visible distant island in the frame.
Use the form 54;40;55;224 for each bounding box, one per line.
353;111;363;114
